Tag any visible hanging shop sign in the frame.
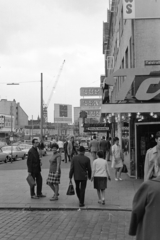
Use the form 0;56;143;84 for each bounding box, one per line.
84;123;110;132
80;88;102;97
85;110;101;118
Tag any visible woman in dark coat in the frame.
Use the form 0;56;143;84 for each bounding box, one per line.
129;156;160;240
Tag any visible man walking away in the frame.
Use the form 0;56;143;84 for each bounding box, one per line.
64;139;68;163
27;139;46;199
100;136;110;160
69;146;92;207
89;135;100;161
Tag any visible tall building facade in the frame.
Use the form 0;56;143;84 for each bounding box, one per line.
0;99;28;130
101;0;160;179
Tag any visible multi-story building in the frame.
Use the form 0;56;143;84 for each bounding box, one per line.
101;0;160;179
0;99;28;139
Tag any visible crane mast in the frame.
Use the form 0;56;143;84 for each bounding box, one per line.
43;60;65;123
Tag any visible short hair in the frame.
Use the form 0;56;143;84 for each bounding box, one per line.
97;151;104;158
113;137;119;143
155;131;160;139
93;135;96;139
102;136;105;140
52;143;59;149
32;138;39;144
78;146;85;152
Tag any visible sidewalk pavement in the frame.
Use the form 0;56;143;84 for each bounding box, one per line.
0;155;142;211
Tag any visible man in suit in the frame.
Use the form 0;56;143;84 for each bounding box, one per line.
27;138;46;199
69;146;92;207
63;139;68;163
89;135;100;161
67;136;77;162
99;136;110;160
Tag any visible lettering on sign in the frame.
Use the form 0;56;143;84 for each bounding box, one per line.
123;0;135;19
80;88;102;96
85;110;101;118
145;60;160;66
80;99;102;107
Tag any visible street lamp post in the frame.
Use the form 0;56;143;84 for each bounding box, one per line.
10;102;13;163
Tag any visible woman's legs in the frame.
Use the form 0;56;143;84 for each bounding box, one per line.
54;184;59;198
101;190;105;200
97;190;101;202
118;167;123;180
115;168;118;180
48;183;55;193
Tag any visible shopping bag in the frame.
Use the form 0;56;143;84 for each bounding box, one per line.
26;175;36;188
122;164;128;173
66;180;75;195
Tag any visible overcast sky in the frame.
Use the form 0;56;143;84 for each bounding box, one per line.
0;0;108;122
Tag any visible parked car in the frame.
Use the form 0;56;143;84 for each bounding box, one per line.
0;149;10;163
18;144;32;156
80;140;88;151
1;146;26;161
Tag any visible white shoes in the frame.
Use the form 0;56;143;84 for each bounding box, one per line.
115;178;122;181
115;178;118;181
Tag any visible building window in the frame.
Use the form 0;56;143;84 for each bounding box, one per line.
130;37;133;68
125;47;128;69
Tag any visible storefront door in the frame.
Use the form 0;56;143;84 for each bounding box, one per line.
135;122;160;179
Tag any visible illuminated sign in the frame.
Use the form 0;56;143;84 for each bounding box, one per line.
80;88;102;97
80;99;102;107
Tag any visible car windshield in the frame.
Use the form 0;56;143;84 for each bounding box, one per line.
2;147;11;151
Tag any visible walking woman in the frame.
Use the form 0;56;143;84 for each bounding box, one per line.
91;151;111;205
46;143;61;201
111;137;123;181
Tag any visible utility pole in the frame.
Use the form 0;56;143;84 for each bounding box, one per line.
32;115;33;140
10;102;13;163
41;73;43;141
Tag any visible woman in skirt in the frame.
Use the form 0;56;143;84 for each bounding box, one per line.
91;151;111;205
111;137;124;181
46;143;61;201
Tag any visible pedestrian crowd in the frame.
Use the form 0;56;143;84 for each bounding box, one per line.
26;132;160;239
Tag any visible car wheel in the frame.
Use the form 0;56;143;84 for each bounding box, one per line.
4;157;8;163
22;154;25;160
14;156;17;161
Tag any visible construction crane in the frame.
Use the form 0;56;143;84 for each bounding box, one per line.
43;60;65;122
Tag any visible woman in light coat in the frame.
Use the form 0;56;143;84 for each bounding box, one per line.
111;137;123;181
91;151;111;205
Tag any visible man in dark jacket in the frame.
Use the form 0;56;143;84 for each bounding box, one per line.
64;139;68;163
27;138;46;199
99;136;110;160
69;146;92;207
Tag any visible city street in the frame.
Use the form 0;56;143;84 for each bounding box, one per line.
0;150;139;239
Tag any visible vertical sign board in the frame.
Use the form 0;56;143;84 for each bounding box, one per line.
123;0;135;19
123;0;160;19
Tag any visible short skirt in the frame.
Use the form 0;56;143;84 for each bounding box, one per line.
46;172;61;185
94;177;107;190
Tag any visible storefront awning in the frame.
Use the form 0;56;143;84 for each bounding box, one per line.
101;103;160;113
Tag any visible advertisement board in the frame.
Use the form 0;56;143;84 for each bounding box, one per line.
54;104;72;123
123;0;160;19
85;110;101;118
80;88;102;97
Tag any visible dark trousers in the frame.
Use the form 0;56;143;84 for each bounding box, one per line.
30;172;42;196
64;151;68;162
75;180;87;205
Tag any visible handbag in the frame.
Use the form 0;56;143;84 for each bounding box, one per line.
122;164;128;173
66;180;75;195
26;175;36;188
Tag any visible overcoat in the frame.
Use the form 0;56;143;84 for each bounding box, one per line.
129;176;160;240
